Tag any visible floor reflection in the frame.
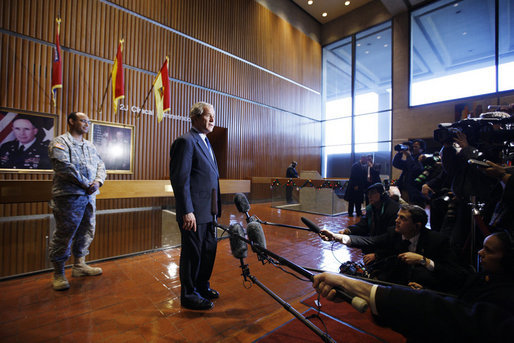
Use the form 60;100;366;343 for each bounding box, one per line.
0;202;363;342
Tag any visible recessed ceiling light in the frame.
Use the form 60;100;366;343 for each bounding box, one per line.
377;35;381;39
357;43;361;47
308;0;313;5
345;1;350;6
365;50;369;54
453;3;459;7
462;32;467;35
322;12;328;17
384;44;389;48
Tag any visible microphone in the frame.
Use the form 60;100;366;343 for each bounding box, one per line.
228;223;248;259
247;221;267;252
300;217;321;234
234;193;254;223
244;220;368;313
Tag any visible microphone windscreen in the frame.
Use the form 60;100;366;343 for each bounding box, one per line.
247;222;266;251
211;188;218;216
228;224;247;259
234;193;251;214
301;217;321;234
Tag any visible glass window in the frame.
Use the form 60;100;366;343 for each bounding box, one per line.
325;117;351;146
499;0;514;91
354;111;391;145
355;22;392;115
324;37;352;120
410;0;510;106
322;23;392;178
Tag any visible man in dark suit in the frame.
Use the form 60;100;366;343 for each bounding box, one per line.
344;155;368;217
170;102;221;310
285;160;298;203
320;204;466;292
312;231;514;342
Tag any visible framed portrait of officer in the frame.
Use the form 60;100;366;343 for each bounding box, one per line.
89;121;134;174
0;109;57;172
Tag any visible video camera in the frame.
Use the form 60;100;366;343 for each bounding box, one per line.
434;113;514;146
414;153;442;185
394;141;412;152
434;112;514;164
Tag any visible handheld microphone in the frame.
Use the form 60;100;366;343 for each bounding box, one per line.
300;217;321;234
228;224;248;259
244;221;368;313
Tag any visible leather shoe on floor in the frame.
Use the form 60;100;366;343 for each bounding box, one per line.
181;297;214;310
199;288;219;299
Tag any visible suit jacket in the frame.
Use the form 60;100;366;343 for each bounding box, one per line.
344;162;367;203
375;285;514;343
169;129;221;224
348;196;400;237
349;227;465;291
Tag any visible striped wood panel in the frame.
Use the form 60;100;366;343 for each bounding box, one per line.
0;0;321;277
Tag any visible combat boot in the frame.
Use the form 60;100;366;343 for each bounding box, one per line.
72;256;102;277
52;261;70;291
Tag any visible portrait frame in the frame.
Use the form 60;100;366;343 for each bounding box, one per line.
89;120;134;174
0;108;58;173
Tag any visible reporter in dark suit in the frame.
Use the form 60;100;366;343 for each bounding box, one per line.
170;102;221;310
313;231;514;342
320;204;466;292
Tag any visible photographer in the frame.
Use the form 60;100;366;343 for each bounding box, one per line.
437;127;504;261
392;139;426;207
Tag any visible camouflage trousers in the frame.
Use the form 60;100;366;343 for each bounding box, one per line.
49;195;96;263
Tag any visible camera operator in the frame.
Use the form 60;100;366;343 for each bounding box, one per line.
392;139;426;207
437;129;504;262
421;166;452;232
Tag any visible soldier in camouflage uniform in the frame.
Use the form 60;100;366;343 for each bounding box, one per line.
0;116;51;169
48;112;106;291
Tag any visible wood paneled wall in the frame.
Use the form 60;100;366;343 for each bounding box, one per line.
0;0;322;182
0;0;321;277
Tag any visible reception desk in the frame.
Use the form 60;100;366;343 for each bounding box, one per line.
254;177;349;216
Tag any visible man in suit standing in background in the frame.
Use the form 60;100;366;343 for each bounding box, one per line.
169;102;221;310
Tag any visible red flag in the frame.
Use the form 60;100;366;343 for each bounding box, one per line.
51;18;62;107
153;57;171;123
111;39;125;114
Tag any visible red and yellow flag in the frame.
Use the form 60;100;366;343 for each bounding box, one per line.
111;39;125;114
51;18;62;107
153;57;170;123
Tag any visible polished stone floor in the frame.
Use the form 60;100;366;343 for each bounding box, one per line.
0;202;363;342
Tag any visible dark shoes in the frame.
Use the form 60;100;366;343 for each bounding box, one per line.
181;297;214;310
199;288;219;300
181;288;219;310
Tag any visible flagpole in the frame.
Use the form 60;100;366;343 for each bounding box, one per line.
97;72;113;114
137;84;155;119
